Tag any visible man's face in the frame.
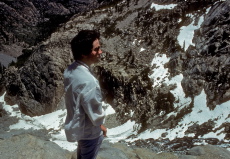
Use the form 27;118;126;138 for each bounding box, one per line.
88;39;103;64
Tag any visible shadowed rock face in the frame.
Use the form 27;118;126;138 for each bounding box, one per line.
0;0;99;61
3;43;70;116
0;0;229;141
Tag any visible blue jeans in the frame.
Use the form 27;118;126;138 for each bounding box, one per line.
77;135;104;159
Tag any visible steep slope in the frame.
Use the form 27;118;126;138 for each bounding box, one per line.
1;0;229;150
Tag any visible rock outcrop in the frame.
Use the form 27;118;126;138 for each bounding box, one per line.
3;38;71;116
99;143;230;159
0;134;72;159
0;133;229;159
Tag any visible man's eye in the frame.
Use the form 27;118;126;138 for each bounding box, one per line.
94;47;100;52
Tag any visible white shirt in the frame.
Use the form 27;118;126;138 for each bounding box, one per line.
64;61;105;142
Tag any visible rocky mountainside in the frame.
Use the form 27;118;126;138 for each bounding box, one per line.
182;0;230;108
0;0;230;154
1;97;230;159
0;0;101;66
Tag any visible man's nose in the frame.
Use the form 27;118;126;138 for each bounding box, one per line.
99;49;103;54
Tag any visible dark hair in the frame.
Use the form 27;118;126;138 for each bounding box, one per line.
71;30;100;60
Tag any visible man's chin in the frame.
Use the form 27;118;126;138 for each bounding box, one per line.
95;58;101;63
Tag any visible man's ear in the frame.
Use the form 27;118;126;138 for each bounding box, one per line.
82;54;86;58
81;54;90;62
81;54;88;59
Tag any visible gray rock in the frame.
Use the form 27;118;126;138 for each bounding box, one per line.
180;145;230;159
0;134;72;159
97;140;179;159
179;155;196;159
197;145;230;159
98;141;130;159
188;146;205;156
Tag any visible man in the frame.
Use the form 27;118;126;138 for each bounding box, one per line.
64;30;107;159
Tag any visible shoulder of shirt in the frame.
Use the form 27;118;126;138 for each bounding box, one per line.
64;61;98;84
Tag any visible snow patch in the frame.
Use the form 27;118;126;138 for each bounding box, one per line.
150;3;177;11
106;120;137;143
149;53;170;87
126;90;230;142
140;47;146;52
177;14;204;51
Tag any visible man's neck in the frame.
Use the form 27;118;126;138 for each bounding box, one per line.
78;56;92;67
76;59;90;68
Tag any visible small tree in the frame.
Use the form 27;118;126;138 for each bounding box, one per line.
0;63;6;74
127;0;130;7
0;64;2;74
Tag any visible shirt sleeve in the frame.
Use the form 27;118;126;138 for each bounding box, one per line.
81;86;105;126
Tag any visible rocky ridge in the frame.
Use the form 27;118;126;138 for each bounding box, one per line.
0;0;230;157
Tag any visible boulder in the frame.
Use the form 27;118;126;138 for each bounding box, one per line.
179;145;230;159
0;134;72;159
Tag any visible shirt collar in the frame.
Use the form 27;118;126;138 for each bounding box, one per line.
75;60;89;70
